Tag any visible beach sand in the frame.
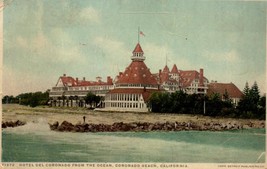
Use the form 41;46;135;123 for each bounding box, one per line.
1;104;265;127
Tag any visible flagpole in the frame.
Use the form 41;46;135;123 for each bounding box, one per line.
166;54;167;66
138;26;140;43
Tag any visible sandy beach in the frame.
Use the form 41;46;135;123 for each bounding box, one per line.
1;104;265;128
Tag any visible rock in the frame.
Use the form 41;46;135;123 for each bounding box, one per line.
83;123;89;129
152;124;160;130
53;121;59;127
58;121;75;131
49;121;59;130
6;121;15;127
148;124;154;131
129;123;138;128
15;120;24;126
221;123;227;129
214;125;222;131
226;124;232;130
2;121;26;129
48;119;251;133
242;124;251;129
2;123;7;128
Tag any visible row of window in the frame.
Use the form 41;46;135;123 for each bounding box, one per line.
116;84;157;88
69;85;113;91
108;102;145;109
107;93;141;101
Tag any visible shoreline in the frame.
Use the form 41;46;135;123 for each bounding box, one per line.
2;104;266;130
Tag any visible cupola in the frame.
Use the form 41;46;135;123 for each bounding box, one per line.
131;43;145;61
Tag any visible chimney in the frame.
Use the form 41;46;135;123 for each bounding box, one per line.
119;72;123;76
199;68;204;86
63;74;66;77
107;76;113;85
96;76;102;82
76;77;79;82
83;77;85;81
159;69;162;84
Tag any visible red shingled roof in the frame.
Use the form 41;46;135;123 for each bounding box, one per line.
207;82;244;98
162;65;170;73
116;61;158;86
179;70;207;88
58;75;112;87
179;70;198;87
77;80;110;86
59;76;77;86
160;72;170;83
171;64;179;74
108;88;162;102
132;43;144;53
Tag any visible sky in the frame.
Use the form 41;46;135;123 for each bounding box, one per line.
1;0;266;96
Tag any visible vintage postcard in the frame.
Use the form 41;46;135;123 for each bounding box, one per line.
0;0;266;169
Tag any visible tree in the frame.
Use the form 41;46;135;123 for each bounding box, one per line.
250;81;260;104
169;90;187;113
243;81;250;97
94;95;101;107
85;92;95;108
258;96;266;119
62;94;66;107
237;81;262;119
74;95;79;107
148;92;162;112
206;93;223;116
69;96;74;107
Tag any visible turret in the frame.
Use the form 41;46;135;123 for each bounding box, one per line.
131;43;145;61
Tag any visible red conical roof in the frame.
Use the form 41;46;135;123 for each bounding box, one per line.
171;64;179;74
132;43;144;53
116;61;158;86
162;65;170;73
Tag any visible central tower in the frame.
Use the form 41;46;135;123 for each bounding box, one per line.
104;37;162;112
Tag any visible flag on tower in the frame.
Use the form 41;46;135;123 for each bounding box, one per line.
140;31;145;36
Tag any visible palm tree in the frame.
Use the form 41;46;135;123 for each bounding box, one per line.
57;96;62;107
49;98;53;106
66;97;69;107
62;95;66;107
74;95;79;107
69;96;74;107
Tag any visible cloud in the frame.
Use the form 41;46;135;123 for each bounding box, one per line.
16;32;49;53
2;65;54;96
14;29;86;64
204;50;239;63
94;36;128;56
92;36;131;76
16;36;28;49
143;43;192;72
80;7;101;23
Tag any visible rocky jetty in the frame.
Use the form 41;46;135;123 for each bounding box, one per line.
49;120;265;133
2;120;26;128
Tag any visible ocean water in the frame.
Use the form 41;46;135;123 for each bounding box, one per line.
2;119;266;163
